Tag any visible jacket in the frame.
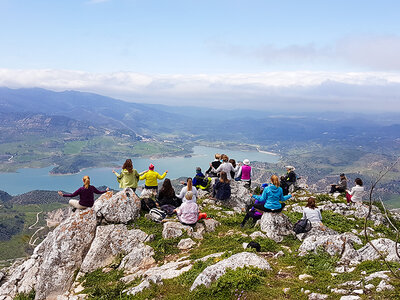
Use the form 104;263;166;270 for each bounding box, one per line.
63;185;107;207
115;169;140;189
213;181;231;200
177;200;199;225
253;185;291;210
139;170;167;187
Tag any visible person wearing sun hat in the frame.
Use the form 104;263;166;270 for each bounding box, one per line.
235;158;253;187
139;163;168;192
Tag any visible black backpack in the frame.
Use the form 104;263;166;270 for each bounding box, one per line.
293;218;312;234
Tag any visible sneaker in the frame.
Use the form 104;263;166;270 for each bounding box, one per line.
72;208;77;212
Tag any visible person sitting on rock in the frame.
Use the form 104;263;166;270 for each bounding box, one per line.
58;175;109;211
175;191;199;226
177;177;198;203
330;173;347;194
235;159;253;187
211;154;238;181
346;178;364;206
211;171;231;201
241;196;264;227
112;159;146;192
205;153;222;177
157;178;181;208
139;164;168;194
251;175;291;213
192;167;211;190
280;165;297;196
302;197;322;224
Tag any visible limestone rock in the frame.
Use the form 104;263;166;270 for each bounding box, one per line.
202;219;220;232
376;280;394;292
299;274;313;280
162;222;193;239
299;233;361;257
308;293;328;300
124;275;162;296
296;224;337;241
222;181;252;210
353;238;400;264
190;252;271;290
250;231;267;240
80;224;150;273
34;208;98;300
118;244;155;273
365;271;390;282
259;213;294;242
340;296;360;300
93;189;141;224
178;238;196;250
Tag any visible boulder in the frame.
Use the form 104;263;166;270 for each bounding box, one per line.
250;231;267;240
296;224;338;241
353;238;400;264
221;181;252;210
190;252;271;290
162;222;193;239
119;244;155;273
308;293;328;300
259;212;294;242
376;280;395;292
124;275;162;296
93;189;141;224
34;208;98;300
299;233;362;257
80;224;151;273
202;219;220;232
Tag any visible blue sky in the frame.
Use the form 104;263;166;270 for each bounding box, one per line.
1;0;400;111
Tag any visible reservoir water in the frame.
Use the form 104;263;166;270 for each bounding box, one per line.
0;146;279;195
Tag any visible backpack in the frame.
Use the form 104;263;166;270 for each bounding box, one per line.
148;208;167;223
160;204;176;216
293;218;312;234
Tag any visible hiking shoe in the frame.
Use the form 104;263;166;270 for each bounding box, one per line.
72;208;77;212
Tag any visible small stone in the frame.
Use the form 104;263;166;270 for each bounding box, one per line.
360;271;366;275
299;274;313;280
376;280;395;292
365;271;389;282
274;251;284;258
283;288;290;294
339;296;360;300
177;238;196;250
364;284;374;290
304;290;311;295
330;273;339;277
308;292;327;299
331;288;347;294
353;289;363;295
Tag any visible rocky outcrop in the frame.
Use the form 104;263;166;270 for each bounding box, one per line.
259;212;294;242
190;252;272;290
218;181;252;210
94;188;141;224
162;222;194;239
299;233;362;257
80;224;151;273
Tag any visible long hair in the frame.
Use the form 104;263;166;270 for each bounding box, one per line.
122;159;133;173
306;197;317;209
271;175;280;187
229;159;236;168
222;154;229;162
159;178;175;199
187;177;193;191
219;171;229;183
83;175;90;189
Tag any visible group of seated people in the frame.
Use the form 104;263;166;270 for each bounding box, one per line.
58;155;364;229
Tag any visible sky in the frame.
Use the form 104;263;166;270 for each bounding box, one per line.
1;0;400;111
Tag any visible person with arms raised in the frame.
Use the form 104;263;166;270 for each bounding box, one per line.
112;159;146;192
140;163;168;193
58;175;109;211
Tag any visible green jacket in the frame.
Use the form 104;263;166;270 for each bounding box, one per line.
115;169;140;189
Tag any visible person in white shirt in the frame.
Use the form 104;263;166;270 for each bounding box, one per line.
346;178;364;206
211;154;239;181
302;197;322;224
176;177;198;203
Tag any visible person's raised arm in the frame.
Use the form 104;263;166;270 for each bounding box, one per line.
59;188;81;198
157;170;168;180
93;186;109;194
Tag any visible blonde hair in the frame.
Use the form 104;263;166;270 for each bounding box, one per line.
271;175;280;187
185;191;193;200
83;176;90;189
215;153;221;160
187;177;193;191
222;154;229;162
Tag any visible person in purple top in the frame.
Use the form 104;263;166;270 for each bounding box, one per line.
58;175;109;210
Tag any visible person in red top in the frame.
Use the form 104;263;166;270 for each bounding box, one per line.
58;175;109;210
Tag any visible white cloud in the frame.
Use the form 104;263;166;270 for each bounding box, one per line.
1;68;400;112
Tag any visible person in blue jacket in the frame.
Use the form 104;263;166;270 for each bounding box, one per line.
250;175;291;213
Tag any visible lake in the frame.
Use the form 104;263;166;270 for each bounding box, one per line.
0;146;279;195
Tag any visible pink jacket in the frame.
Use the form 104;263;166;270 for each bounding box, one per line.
177;201;199;224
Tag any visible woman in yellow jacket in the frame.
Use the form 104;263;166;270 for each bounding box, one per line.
140;163;168;192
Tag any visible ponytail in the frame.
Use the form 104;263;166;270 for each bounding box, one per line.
271;175;280;187
83;176;90;189
187;178;193;191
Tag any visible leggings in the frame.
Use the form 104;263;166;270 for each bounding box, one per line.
253;202;286;213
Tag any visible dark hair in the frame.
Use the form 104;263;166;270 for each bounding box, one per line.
122;159;133;173
306;197;317;209
219;171;229;183
159;178;175;199
229;159;236;168
355;178;363;186
187;177;193;191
